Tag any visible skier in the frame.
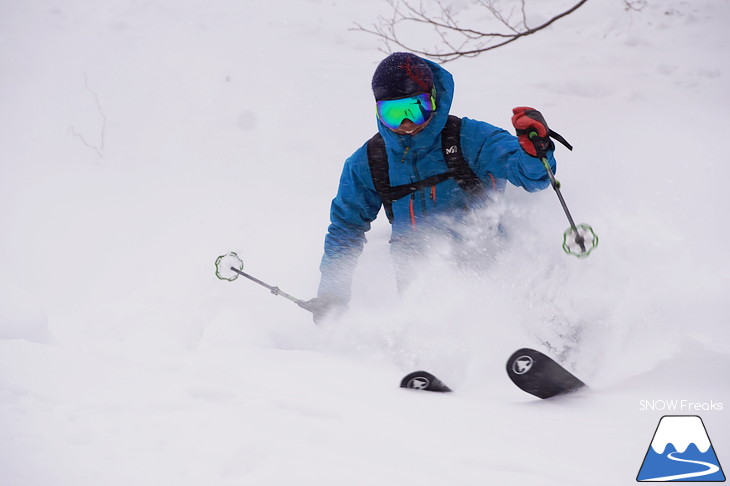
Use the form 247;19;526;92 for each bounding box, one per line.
303;52;558;323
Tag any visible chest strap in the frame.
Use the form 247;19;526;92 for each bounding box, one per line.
367;115;485;223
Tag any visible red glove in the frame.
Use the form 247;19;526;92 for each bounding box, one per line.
512;107;552;158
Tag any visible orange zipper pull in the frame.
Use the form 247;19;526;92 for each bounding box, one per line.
409;194;416;229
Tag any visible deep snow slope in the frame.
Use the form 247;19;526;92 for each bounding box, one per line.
1;0;729;485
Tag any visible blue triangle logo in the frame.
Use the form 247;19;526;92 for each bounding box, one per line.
637;415;725;482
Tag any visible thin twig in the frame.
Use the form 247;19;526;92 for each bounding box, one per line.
352;0;589;63
69;74;107;158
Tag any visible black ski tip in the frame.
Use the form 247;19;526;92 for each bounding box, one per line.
506;347;586;399
400;371;452;392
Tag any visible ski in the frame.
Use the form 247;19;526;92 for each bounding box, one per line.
400;371;452;392
401;348;585;398
506;347;586;399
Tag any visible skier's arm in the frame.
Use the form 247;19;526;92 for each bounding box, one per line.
317;149;382;304
462;118;556;192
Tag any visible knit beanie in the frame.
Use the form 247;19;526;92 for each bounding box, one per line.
371;52;434;101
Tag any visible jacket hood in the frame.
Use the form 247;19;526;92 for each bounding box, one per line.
376;58;455;150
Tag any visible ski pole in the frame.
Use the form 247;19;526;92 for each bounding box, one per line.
533;149;586;253
529;130;597;257
230;267;303;304
215;252;312;311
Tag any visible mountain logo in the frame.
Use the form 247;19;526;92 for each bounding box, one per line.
637;415;725;482
512;355;534;375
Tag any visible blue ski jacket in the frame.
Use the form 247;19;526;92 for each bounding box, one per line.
317;60;556;301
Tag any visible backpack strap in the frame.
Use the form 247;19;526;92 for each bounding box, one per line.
366;115;485;223
366;132;396;222
441;115;485;197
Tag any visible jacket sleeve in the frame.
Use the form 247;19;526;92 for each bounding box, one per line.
317;147;383;302
461;118;556;192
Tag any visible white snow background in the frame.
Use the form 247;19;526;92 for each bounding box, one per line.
1;0;729;485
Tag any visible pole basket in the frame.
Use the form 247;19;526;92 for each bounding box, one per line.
215;252;244;281
562;224;598;258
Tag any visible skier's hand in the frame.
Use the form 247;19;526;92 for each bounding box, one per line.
511;107;554;158
299;295;347;324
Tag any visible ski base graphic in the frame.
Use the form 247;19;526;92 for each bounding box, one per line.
506;348;586;399
400;371;452;392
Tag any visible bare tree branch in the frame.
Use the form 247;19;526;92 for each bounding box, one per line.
520;0;530;30
69;74;106;158
353;0;589;62
623;0;645;11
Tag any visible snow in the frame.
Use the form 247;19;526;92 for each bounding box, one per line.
1;0;729;485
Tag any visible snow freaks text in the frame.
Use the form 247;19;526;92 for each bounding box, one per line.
639;400;724;412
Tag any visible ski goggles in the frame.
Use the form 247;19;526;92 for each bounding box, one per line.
376;92;436;130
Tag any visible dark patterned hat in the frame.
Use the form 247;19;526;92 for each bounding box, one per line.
371;52;434;101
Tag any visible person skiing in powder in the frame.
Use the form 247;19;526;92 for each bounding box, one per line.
303;52;559;323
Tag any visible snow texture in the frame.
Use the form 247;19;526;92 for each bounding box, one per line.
1;0;729;485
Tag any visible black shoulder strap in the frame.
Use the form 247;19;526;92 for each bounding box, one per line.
366;115;485;223
366;133;396;222
441;115;485;197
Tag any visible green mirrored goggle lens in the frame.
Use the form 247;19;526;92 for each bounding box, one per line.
376;93;435;130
